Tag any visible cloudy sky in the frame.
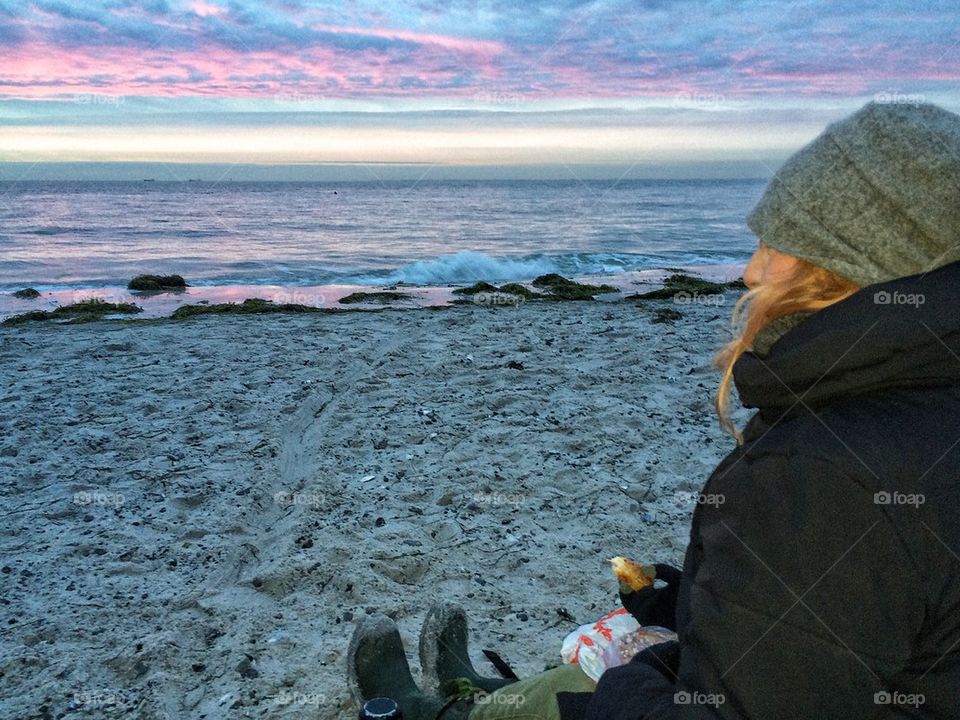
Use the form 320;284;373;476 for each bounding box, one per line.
0;0;958;177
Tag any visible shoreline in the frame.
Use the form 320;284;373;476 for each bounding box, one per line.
0;263;746;323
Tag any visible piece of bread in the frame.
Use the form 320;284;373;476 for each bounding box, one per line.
609;556;656;591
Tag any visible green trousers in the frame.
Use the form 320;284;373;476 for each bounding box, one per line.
467;664;596;720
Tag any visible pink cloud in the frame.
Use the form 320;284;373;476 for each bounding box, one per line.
189;0;226;18
310;23;505;58
0;25;957;101
0;41;492;99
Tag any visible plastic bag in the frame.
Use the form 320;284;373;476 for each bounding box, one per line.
600;625;678;670
561;608;677;682
561;608;637;681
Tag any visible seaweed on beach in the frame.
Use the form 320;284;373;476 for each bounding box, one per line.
450;281;541;305
531;273;619;301
496;283;539;299
338;291;414;304
2;299;143;326
172;297;323;319
449;275;615;302
2;310;50;325
128;274;188;291
12;288;40;299
451;282;499;295
627;273;744;300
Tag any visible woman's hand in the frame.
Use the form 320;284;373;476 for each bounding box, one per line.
618;563;682;631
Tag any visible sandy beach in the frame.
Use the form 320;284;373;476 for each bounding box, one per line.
0;295;750;719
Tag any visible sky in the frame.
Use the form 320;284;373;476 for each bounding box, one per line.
0;0;958;178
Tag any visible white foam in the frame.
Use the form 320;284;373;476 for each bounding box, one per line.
366;251;559;285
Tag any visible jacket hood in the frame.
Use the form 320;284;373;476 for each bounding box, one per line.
733;259;960;415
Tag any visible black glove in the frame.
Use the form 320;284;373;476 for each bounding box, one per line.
618;563;682;631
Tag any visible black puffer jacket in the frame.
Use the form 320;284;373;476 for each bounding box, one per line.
565;260;960;719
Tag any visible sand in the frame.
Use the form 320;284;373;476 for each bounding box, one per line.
0;295;751;719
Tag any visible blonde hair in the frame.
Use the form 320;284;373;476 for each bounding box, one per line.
713;250;861;445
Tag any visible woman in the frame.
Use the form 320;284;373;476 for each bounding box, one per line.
347;100;960;719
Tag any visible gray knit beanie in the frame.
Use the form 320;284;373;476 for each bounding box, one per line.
746;101;960;288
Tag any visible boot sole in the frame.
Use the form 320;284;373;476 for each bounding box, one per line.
418;602;467;695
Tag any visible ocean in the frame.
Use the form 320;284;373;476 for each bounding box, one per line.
0;178;766;292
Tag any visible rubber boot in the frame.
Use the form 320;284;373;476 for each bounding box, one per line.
348;614;475;720
419;603;517;698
